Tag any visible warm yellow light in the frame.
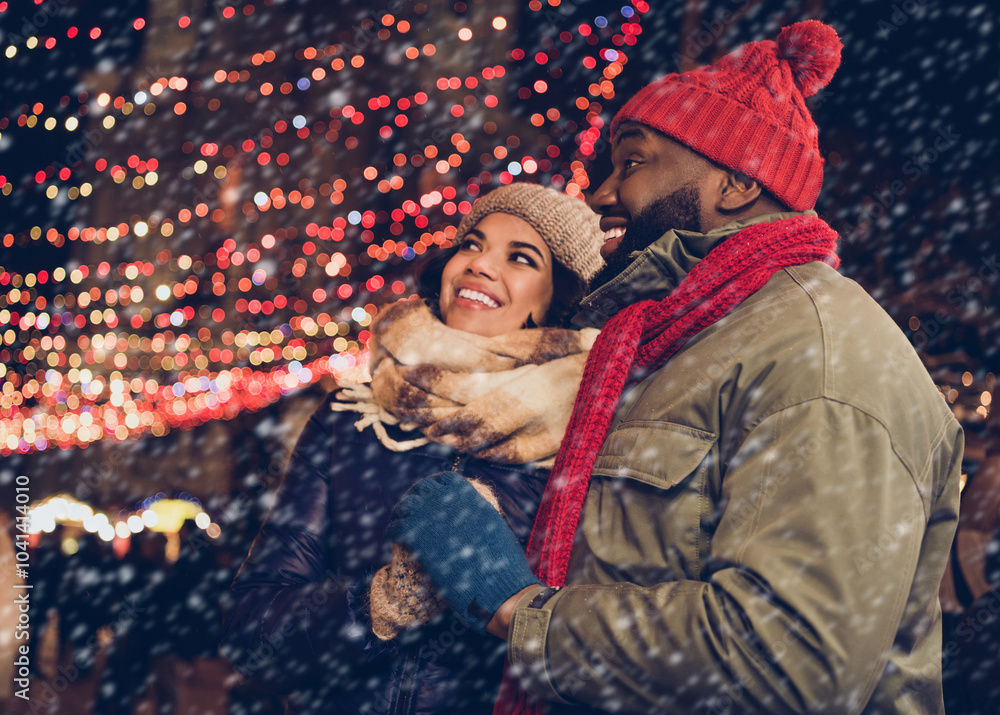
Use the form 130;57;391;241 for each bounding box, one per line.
147;499;204;532
62;537;79;556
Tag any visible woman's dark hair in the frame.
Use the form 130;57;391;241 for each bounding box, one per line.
416;244;587;329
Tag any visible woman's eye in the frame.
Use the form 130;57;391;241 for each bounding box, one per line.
511;252;537;267
459;238;482;251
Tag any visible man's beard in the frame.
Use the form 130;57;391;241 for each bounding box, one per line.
589;184;703;290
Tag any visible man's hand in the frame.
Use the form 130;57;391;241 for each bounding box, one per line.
486;585;538;639
385;472;540;634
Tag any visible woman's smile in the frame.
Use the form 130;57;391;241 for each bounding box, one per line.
454;284;503;309
439;212;554;336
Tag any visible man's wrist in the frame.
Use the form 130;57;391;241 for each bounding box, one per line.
487;585;542;639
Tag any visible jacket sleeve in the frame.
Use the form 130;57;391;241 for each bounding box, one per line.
220;395;395;693
508;398;963;714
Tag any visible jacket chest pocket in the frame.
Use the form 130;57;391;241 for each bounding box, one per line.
582;422;716;583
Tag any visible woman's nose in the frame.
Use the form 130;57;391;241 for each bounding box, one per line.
466;251;499;278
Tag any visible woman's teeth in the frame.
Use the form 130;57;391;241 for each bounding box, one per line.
457;288;499;308
603;227;626;242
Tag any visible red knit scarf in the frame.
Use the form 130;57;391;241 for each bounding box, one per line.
494;215;840;715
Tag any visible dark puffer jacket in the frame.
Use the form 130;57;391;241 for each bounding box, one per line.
221;391;549;714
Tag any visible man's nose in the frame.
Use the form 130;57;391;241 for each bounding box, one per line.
588;175;618;215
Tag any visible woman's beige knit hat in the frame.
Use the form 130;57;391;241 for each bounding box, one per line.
456;182;604;282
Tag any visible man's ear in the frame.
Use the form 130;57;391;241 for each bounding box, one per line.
716;170;763;212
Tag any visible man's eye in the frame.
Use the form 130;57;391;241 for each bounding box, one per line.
622;159;639;172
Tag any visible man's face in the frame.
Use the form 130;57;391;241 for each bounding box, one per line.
588;123;711;288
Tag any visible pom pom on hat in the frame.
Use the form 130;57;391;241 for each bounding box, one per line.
777;20;843;97
611;20;843;211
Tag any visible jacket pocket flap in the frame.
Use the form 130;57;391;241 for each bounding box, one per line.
592;421;715;490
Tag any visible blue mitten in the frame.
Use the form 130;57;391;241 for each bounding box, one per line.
384;471;540;634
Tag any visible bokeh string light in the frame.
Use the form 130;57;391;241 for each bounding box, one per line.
1;2;649;454
25;491;213;536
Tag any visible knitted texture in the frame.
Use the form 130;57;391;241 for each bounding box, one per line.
335;299;599;466
611;20;842;211
385;472;541;634
369;479;500;641
369;546;445;640
457;182;604;281
494;215;840;715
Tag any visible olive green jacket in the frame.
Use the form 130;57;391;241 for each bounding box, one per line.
508;212;963;714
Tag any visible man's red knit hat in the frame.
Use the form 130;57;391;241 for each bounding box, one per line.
611;20;842;211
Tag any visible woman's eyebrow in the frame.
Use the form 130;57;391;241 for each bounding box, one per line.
509;241;547;263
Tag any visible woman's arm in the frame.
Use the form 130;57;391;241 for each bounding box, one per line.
220;394;393;693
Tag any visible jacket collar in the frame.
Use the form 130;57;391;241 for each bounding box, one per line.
576;210;817;327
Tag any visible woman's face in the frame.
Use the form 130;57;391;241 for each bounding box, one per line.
439;213;554;337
